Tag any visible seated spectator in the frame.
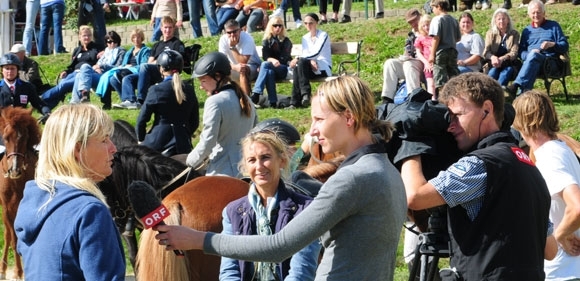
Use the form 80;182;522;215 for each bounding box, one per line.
483;8;520;87
286;13;331;109
250;17;292;108
150;0;183;42
218;19;261;96
219;129;320;281
71;31;125;104
136;50;199;156
381;8;424;103
187;52;257;177
216;0;241;34
0;54;50;119
96;28;150;110
456;12;484;73
41;25;100;109
9;43;44;93
235;0;269;33
113;16;185;109
506;0;568;97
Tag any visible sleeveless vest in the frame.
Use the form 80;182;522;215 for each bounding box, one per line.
447;131;550;281
225;180;312;281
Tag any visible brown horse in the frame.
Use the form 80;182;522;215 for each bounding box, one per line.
0;107;41;279
135;176;250;281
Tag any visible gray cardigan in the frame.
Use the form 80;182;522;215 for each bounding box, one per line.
204;143;407;281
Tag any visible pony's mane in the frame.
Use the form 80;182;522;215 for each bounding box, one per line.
112;120;138;149
0;107;41;149
302;155;345;183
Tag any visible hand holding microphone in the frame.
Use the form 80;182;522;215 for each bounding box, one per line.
128;181;184;257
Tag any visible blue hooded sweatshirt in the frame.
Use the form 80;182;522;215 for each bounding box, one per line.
15;180;126;281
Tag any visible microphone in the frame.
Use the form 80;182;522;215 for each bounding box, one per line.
128;180;184;257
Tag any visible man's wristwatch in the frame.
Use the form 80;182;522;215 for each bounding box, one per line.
229;46;236;51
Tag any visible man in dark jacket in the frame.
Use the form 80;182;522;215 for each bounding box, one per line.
400;72;551;280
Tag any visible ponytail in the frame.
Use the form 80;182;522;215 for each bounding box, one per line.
172;72;186;104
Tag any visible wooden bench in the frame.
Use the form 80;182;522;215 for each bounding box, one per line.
255;40;363;83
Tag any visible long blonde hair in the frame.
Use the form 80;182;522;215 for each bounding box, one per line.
263;16;287;41
36;104;114;206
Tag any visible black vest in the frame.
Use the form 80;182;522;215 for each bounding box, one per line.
447;131;550;281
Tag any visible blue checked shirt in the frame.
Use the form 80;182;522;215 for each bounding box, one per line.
429;155;487;221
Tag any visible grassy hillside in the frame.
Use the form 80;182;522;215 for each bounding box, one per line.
6;1;580;280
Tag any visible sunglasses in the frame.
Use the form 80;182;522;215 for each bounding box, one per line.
272;24;283;28
225;29;239;34
106;40;114;44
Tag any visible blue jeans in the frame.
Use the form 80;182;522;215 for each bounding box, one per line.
488;66;515;86
235;9;264;33
114;73;140;102
137;64;162;102
38;2;65;55
252;61;288;104
216;7;239;33
279;0;301;21
151;17;162;42
71;64;101;102
514;51;548;92
188;0;219;37
41;72;77;109
78;0;107;50
23;0;40;56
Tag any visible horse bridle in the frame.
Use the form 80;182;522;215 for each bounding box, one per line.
2;151;27;178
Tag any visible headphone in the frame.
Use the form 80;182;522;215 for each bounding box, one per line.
482;110;489;120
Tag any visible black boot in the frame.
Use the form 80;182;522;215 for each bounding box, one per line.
502;0;512;9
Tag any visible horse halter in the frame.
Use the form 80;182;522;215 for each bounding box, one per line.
3;151;27;179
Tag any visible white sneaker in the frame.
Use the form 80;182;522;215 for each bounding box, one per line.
112;100;141;109
295;19;302;28
475;0;482;9
269;8;283;19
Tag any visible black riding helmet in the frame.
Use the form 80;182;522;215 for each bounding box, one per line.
192;51;231;78
157;50;184;73
251;118;301;145
0;53;21;70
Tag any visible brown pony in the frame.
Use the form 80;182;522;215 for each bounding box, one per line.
135;176;250;281
0;107;41;279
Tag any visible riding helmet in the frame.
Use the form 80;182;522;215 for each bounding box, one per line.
157;50;184;73
192;51;231;78
251;118;301;145
0;53;21;69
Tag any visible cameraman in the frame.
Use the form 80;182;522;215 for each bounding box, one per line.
401;72;550;280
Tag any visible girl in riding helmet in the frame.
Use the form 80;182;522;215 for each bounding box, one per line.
136;50;199;156
186;51;257;177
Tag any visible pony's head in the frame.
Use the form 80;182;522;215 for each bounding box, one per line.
0;107;41;179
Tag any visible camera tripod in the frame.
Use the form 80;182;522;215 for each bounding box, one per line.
407;210;451;281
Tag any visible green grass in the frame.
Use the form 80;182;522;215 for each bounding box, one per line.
5;1;580;280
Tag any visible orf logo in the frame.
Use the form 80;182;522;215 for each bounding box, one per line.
141;205;171;229
511;147;534;166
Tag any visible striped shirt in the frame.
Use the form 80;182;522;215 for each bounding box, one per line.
429;155;487;221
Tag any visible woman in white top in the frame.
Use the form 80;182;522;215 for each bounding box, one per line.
456;12;484;73
286;13;331;109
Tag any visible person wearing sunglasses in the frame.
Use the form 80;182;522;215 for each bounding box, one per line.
250;17;293;108
219;19;261;96
286;13;331;109
71;31;126;104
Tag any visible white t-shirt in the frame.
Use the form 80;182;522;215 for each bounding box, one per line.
534;139;580;280
218;31;261;69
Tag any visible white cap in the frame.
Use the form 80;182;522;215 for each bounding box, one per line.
10;44;25;53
